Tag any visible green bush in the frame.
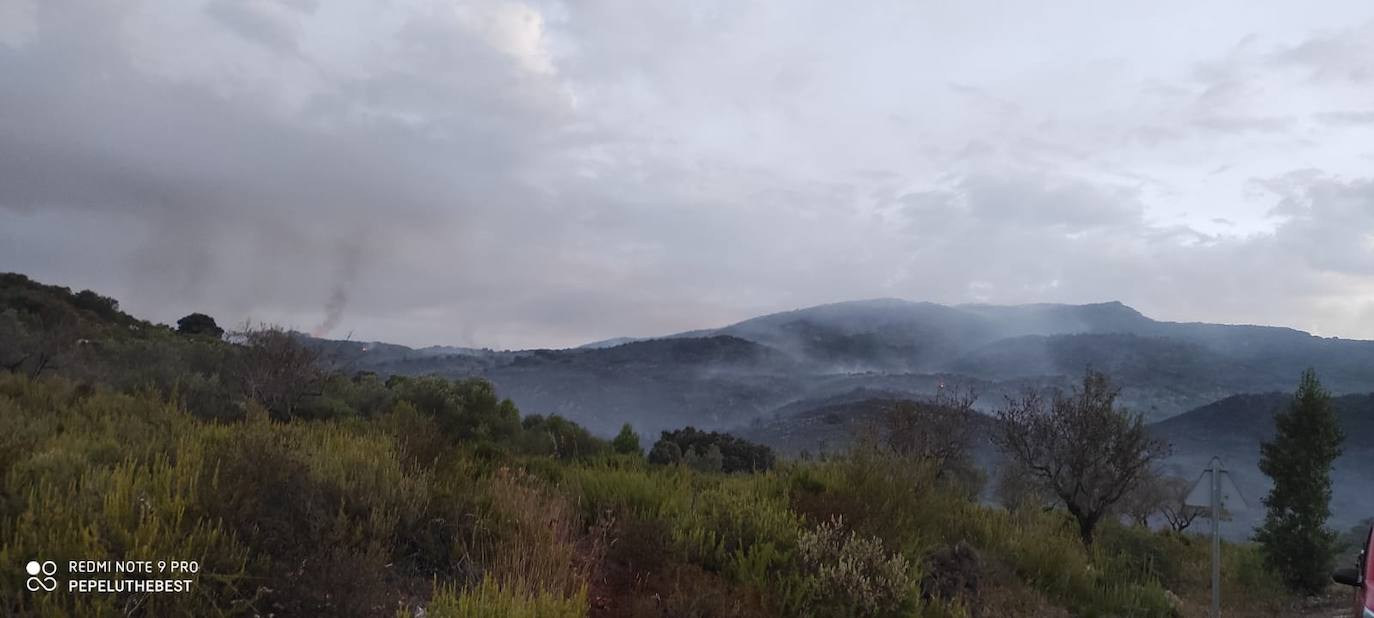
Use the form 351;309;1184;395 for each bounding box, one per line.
798;516;915;616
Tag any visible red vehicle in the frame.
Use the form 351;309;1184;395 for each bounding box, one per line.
1335;524;1374;618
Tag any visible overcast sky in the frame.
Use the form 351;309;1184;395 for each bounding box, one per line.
2;1;1373;349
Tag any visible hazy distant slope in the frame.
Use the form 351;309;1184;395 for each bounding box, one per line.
681;298;1374;375
706;299;997;371
671;299;1374;413
331;297;1374;432
956;300;1156;336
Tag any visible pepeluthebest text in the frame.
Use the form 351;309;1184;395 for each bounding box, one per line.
68;579;195;593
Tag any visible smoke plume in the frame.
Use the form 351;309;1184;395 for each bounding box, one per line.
311;241;363;338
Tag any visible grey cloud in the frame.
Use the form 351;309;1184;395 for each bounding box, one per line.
2;1;1374;348
0;1;583;338
1192;115;1296;134
1268;21;1374;83
1314;110;1374;126
947;82;1022;117
957;174;1145;231
205;0;304;53
1258;174;1374;276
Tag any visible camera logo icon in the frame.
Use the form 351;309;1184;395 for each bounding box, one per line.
26;560;57;592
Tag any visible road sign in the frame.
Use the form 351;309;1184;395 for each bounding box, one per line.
1185;466;1247;512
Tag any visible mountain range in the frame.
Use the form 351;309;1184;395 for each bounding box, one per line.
321;298;1374;537
328;298;1374;435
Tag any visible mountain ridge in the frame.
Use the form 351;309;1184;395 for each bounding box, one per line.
321;297;1374;434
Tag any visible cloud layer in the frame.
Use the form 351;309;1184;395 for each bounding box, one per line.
2;0;1372;348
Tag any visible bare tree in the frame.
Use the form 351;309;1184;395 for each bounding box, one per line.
1115;471;1206;531
881;386;978;479
991;370;1170;545
1159;476;1206;533
232;324;325;420
1116;469;1170;527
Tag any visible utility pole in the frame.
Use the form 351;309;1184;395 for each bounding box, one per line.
1185;456;1246;618
1210;456;1221;618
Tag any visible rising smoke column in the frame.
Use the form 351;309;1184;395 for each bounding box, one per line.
311;240;363;338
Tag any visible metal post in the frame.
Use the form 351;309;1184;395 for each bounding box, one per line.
1211;456;1221;618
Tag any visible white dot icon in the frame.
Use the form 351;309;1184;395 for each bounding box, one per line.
26;561;41;576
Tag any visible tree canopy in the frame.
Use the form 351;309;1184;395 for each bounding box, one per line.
992;369;1169;545
650;427;775;473
177;313;225;338
611;423;642;456
1256;369;1344;595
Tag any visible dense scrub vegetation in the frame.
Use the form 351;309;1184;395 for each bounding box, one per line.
1;370;1302;617
0;274;1320;616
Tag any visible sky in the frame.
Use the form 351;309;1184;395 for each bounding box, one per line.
2;0;1373;349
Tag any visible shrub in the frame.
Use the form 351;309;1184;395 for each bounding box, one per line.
683;444;724;473
377;400;451;468
389;376;521;442
517;414;605;460
480;468;599;599
1095;523;1185;588
797;516;915;616
647;439;683;466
